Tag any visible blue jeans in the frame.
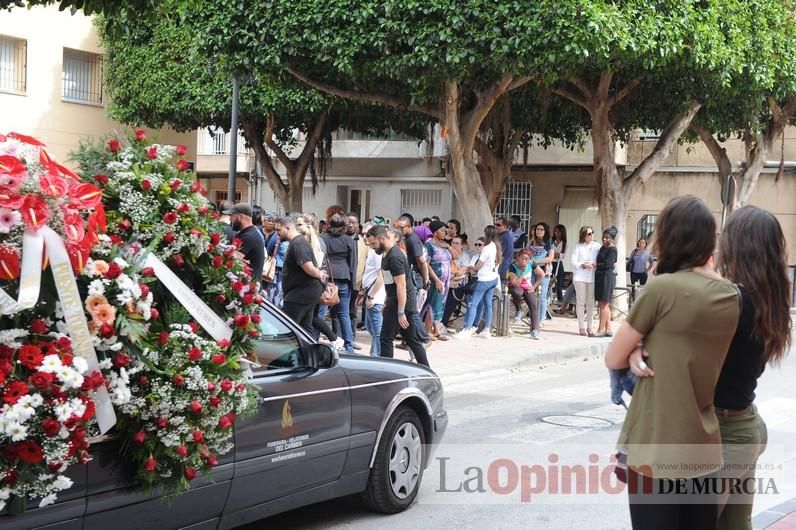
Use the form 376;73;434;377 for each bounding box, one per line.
463;278;498;330
539;275;550;321
365;304;384;356
330;281;354;352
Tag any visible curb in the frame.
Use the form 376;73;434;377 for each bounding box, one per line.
753;498;796;529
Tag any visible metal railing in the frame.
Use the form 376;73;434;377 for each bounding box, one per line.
0;35;26;93
62;48;102;104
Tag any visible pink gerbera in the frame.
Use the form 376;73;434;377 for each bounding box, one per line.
0;207;21;233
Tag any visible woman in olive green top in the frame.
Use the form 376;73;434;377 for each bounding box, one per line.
606;196;741;530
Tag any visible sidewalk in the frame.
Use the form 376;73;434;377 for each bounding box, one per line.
756;501;796;529
351;308;615;380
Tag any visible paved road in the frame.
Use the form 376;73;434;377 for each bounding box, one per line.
244;346;796;530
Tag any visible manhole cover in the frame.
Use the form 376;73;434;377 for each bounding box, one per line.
540;415;614;429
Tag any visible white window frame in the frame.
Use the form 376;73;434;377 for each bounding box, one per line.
0;35;26;95
62;48;103;105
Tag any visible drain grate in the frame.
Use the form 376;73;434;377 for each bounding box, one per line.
539;415;614;429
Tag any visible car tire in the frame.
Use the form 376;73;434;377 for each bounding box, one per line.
362;406;426;513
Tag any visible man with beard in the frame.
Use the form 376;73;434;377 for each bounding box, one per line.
223;203;265;287
366;225;429;367
277;214;326;333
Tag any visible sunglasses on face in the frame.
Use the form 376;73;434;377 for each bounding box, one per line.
474;243;484;247
586;232;593;236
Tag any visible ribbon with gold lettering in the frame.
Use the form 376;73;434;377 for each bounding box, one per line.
0;230;44;315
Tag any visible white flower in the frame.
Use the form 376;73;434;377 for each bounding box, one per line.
52;476;73;491
39;354;63;373
0;488;10;500
82;259;98;277
7;422;27;442
88;279;105;297
38;493;58;508
71;357;88;374
0;329;28;348
98;358;112;370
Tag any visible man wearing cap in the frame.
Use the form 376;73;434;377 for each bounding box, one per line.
223;203;265;288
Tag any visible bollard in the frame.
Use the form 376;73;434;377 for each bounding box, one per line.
492;286;512;337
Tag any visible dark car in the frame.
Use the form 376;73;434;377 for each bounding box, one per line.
2;301;448;530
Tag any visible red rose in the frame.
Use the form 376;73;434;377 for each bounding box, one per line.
183;467;197;481
20;193;49;229
247;329;259;337
29;371;54;391
80;371;105;392
173;374;185;386
212;255;223;268
18;441;44;464
209;396;221;408
99;324;115;338
234;314;250;329
214;294;226;304
159;332;169;346
176;159;189;172
134;129;146;142
80;398;95;422
173;254;185;266
4;381;29;404
118;219;131;231
30;319;48;334
254;295;263;304
206;381;216;392
150;308;159;321
192;430;204;443
141;266;155;277
231;281;244;293
48;461;63;474
169;179;182;191
176;203;190;214
2;469;18;485
139;284;150;298
42;418;61;437
138;375;149;386
155;417;168;430
190;400;203;414
198;205;209;215
217;339;230;349
211;354;226;365
251;314;261;324
109;235;124;246
218;415;232;429
210;233;221;245
189;321;199;334
105;262;122;279
162;212;177;224
107;139;121;153
176;144;187;156
112;353;131;368
220;379;233;392
225;260;234;269
190;228;201;238
94;174;109;186
187;347;202;362
206;454;218;467
176;445;188;458
190;181;204;193
230;237;242;249
146;146;158;160
18;344;43;370
56;337;72;352
144;457;157;473
141;179;152;191
242;294;255;305
133;431;146;445
163;232;176;244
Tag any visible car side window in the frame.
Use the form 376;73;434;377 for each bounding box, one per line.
252;307;303;372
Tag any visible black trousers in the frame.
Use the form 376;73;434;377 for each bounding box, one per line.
442;285;466;326
282;299;316;335
349;289;359;337
380;297;429;367
630;272;649;285
627;470;718;530
312;305;337;342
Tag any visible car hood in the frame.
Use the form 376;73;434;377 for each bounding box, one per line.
337;354;440;385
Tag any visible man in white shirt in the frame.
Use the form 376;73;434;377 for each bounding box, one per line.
361;227;387;356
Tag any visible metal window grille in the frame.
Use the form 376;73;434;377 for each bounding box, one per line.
62;48;102;104
637;214;657;241
0;36;26;93
334;127;417;141
212;129;227;155
215;191;242;204
400;189;442;223
494;180;533;235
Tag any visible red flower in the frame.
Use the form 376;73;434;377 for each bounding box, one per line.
242;294;255;305
198;205;209;215
214;294;226;304
42;418;61;437
251;313;261;324
18;441;44;464
80;371;105;391
247;329;259;337
28;371;54;391
190;181;203;193
18;344;43;370
173;374;185;386
183;467;197;481
190;228;201;238
133;431;146;445
2;469;18;485
209;396;221;408
144;457;157;473
20;193;49;229
159;331;170;346
210;233;221;245
169;179;182;191
155;417;168;430
192;430;204;443
217;339;230;350
109;235;124;246
146;146;158;160
206;454;218;467
105;262;122;279
118;219;131;231
176;144;187;156
211;354;226;365
80;399;95;422
163;212;177;224
173;254;185;266
176;445;188;458
99;324;115;338
163;231;176;244
107;139;121;153
138;375;149;386
113;353;131;368
176;203;190;214
150;307;159;321
231;281;244;293
0;245;20;281
141;266;155;277
68;183;103;209
230;237;242;249
63;213;86;242
134;129;146;142
66;235;93;274
48;461;63;473
4;381;28;404
30;319;48;334
94;174;109;186
234;314;250;329
254;295;263;304
212;255;223;268
187;347;202;362
139;284;150;298
189;321;199;334
190;400;203;414
141;179;152;191
176;159;189;172
206;381;216;392
225;260;234;269
39;172;68;198
218;415;233;429
220;379;233;392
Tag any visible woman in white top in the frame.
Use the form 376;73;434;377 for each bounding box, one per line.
456;225;502;339
570;225;600;336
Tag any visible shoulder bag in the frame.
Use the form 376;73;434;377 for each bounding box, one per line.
262;235;279;284
319;254;340;306
625;249;635;273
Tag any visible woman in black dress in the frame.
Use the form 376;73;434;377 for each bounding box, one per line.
595;226;618;336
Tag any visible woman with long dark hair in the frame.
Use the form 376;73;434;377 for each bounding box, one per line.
552;224;568;301
529;222;553;325
605;196;741;529
455;225;501;339
321;213;357;353
594;226;618;337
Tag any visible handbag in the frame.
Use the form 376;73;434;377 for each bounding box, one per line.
625;250;634;273
464;274;478;295
318;255;340;306
262;236;279;284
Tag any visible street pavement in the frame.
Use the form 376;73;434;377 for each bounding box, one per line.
243;312;796;529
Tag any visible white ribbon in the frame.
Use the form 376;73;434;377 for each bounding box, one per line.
143;253;233;343
0;230;44;315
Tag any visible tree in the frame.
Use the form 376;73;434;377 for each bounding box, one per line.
1;0;152;14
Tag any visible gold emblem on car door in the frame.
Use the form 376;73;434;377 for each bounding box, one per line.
281;400;293;430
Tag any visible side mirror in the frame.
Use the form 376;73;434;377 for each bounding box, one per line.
302;343;336;370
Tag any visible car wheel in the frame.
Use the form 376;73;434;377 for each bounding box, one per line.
362;405;426;513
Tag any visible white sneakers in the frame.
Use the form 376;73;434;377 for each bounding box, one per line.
475;329;492;339
455;327;474;339
531;330;540;340
513;311;523;322
332;337;345;351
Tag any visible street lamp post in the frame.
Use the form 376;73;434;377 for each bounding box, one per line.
228;75;240;203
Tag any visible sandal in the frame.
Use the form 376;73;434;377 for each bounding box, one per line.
579;329;587;336
436;334;449;341
587;330;595;337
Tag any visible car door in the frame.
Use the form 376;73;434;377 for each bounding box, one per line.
224;304;351;513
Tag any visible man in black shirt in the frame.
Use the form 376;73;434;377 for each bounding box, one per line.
393;215;431;344
277;214;326;334
223;203;265;288
366;225;429;367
